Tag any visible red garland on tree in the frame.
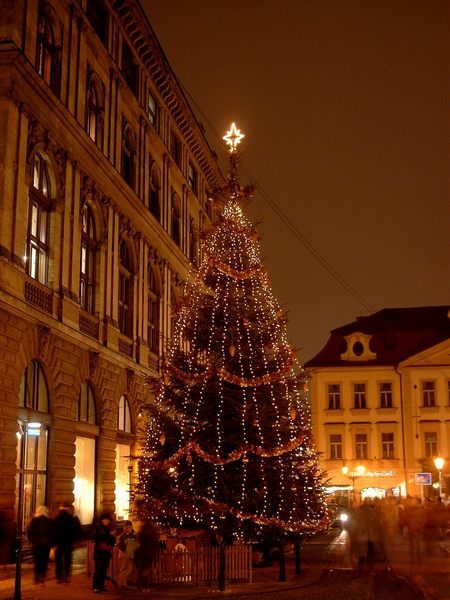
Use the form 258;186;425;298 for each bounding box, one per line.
135;124;329;543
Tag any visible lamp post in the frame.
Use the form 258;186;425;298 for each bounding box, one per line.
434;456;445;498
342;464;366;505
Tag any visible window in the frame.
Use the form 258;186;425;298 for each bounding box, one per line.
189;218;197;265
74;436;95;525
147;266;160;354
118;395;132;433
121;41;138;96
27;154;51;284
36;6;61;95
424;432;438;458
170;130;181;167
19;360;49;412
188;162;197;194
379;382;393;409
422;381;436;407
329;434;342;460
80;204;96;314
149;165;161;221
147;91;159;131
118;239;133;337
355;433;368;459
17;360;50;533
86;75;105;148
353;383;366;409
171;195;181;246
86;0;108;46
381;433;394;459
122;125;136;188
327;384;341;410
77;381;96;424
115;442;131;521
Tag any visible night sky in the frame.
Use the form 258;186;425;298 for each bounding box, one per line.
142;0;449;363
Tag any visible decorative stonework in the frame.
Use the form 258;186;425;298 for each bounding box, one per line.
340;332;377;362
38;324;51;360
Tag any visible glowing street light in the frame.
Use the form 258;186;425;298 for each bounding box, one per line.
434;456;445;498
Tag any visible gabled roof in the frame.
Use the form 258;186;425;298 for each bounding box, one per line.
305;306;450;367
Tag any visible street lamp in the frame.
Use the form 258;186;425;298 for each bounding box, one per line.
434;456;445;498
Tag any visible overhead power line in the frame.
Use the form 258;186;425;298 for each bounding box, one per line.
176;78;375;315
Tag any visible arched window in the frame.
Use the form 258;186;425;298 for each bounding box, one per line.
77;381;96;424
118;395;132;433
27;154;51;284
74;381;97;524
147;266;160;354
19;359;49;412
149;165;161;221
118;238;133;337
171;194;181;247
36;6;61;95
86;75;105;148
80;204;97;314
122;125;136;188
17;360;50;533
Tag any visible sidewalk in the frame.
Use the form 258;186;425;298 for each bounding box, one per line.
0;555;323;600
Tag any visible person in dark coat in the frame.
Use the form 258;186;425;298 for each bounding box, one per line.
27;505;54;584
135;521;160;591
53;502;81;583
93;512;116;593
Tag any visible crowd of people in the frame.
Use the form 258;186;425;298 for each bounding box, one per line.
346;495;450;575
27;503;80;585
23;505;162;593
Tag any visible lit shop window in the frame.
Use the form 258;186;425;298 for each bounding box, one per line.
74;436;95;525
115;442;131;522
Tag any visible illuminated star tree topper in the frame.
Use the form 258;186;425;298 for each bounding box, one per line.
135;124;328;545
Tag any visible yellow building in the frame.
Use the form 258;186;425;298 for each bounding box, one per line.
0;0;222;534
305;307;450;505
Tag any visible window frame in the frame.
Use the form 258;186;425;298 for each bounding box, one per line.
381;432;395;459
379;382;393;409
118;239;133;338
329;433;342;460
422;380;436;407
353;383;367;409
355;433;368;460
424;431;438;458
80;204;97;314
327;384;341;410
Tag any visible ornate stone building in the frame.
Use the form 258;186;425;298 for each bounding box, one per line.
0;0;222;532
305;307;450;505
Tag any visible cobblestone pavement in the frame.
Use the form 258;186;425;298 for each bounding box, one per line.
2;529;449;600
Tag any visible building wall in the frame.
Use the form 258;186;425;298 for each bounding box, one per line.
0;0;222;527
307;338;450;503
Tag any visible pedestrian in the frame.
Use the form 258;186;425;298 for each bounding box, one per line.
92;512;116;593
116;520;137;590
135;520;159;591
354;498;377;576
53;502;81;583
27;505;54;585
403;496;426;565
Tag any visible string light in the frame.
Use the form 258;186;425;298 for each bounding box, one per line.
135;124;329;540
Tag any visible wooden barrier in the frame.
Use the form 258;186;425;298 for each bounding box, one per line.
86;542;252;587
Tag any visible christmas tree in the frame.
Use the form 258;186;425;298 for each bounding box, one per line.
135;124;328;545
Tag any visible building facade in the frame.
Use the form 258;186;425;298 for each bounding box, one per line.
0;0;222;533
305;307;450;505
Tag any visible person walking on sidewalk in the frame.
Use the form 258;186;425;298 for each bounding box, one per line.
27;505;54;585
53;502;81;583
92;512;116;593
116;520;137;590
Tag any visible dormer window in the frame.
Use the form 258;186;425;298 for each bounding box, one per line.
340;332;376;361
